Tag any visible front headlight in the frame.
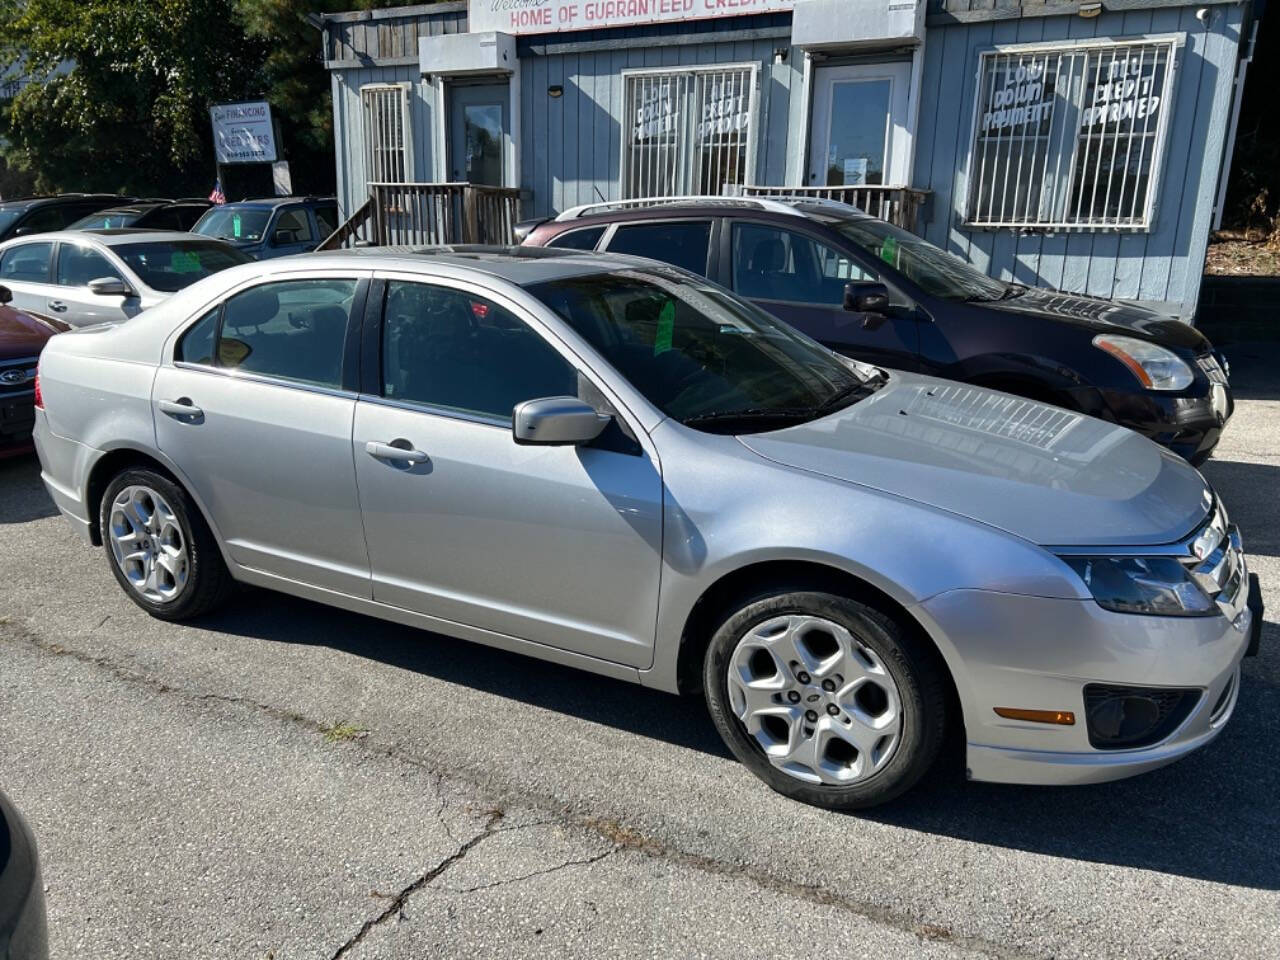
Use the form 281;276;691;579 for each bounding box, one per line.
1062;556;1216;617
1093;334;1193;391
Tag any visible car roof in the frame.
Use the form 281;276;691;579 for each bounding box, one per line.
3;229;215;246
209;197;335;210
0;194;129;211
266;244;674;286
546;195;875;229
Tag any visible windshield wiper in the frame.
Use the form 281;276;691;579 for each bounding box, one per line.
815;378;880;414
682;407;817;430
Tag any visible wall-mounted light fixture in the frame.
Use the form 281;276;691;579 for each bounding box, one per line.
773;47;788;64
1078;1;1103;17
548;84;564;98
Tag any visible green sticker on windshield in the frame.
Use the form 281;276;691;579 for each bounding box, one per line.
653;300;675;356
879;235;898;267
170;251;201;273
232;213;242;238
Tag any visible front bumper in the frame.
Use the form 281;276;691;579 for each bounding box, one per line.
916;578;1257;787
0;389;36;458
1068;380;1232;466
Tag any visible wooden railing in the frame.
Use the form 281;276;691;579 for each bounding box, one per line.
737;185;930;234
315;182;521;251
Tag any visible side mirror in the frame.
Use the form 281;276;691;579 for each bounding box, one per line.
0;285;11;305
273;230;294;245
843;281;891;315
12;226;34;237
88;277;134;297
513;396;611;446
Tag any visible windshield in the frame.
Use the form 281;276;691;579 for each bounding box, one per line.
68;211;142;230
192;207;270;243
835;218;1010;302
114;241;252;292
527;268;881;433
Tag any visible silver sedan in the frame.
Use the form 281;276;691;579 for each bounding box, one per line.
31;248;1261;809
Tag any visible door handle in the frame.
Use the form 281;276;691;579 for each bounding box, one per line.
47;300;67;312
158;398;203;418
366;440;428;464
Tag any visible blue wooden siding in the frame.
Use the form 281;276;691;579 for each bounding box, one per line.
913;5;1245;317
518;37;800;219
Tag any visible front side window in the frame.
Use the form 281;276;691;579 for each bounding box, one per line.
381;281;577;421
214;279;359;387
0;242;54;282
622;66;756;198
193;207;271;243
528;268;878;432
114;241;251;293
835;217;1009;302
19;207;65;233
731;224;876;305
314;205;339;238
966;38;1178;229
606;221;712;276
272;209;313;245
56;245;124;286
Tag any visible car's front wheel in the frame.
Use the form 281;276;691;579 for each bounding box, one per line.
703;590;947;810
99;467;234;621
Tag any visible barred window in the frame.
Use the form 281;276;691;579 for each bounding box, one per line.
966;38;1180;230
361;84;412;184
622;66;757;199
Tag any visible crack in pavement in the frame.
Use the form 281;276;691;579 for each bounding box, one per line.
329;809;506;960
3;619;1044;960
440;845;618;896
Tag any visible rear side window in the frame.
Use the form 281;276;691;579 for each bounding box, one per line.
19;207;65;233
216;279;358;387
381;280;576;421
546;226;604;251
605;221;711;276
57;245;123;286
0;242;54;282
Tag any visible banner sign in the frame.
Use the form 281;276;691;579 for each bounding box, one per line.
210;100;278;164
469;0;794;36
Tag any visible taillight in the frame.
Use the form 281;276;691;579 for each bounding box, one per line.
33;365;43;410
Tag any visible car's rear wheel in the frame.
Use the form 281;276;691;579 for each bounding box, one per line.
100;467;233;621
703;590;946;810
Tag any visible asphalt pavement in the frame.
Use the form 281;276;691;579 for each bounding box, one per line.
2;345;1278;959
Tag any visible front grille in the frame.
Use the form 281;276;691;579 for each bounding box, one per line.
1179;500;1248;619
1196;355;1229;385
1083;684;1200;749
0;355;38;397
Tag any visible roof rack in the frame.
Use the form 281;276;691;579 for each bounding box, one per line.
554;195;810;222
742;194;864;215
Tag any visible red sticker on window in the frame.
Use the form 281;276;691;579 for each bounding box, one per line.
471;301;489;320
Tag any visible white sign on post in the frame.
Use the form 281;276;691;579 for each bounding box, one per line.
210;101;278;164
468;0;794;36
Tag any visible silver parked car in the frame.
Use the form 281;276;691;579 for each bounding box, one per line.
0;230;251;327
32;248;1262;809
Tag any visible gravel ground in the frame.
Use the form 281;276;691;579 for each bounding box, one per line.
1;348;1277;960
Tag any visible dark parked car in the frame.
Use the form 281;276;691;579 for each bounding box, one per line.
0;790;48;960
0;195;133;244
66;199;212;232
190;197;339;260
523;197;1233;464
0;286;65;458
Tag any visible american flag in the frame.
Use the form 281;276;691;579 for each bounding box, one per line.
208;179;226;205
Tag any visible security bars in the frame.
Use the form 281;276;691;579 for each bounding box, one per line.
361;84;412;184
622;65;758;200
966;38;1180;230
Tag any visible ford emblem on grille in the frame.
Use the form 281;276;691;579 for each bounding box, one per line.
0;369;31;385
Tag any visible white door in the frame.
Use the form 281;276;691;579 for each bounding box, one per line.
808;62;912;188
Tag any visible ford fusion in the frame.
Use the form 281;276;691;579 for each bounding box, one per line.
32;248;1263;809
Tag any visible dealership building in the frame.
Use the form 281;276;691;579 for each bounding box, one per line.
321;0;1259;319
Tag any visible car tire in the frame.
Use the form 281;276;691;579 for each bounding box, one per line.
703;590;947;810
99;467;234;621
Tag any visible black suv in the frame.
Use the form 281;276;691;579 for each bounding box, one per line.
523;198;1232;464
0;194;133;243
66;199;212;232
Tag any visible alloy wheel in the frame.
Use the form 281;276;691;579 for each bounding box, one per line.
726;614;903;786
107;485;190;603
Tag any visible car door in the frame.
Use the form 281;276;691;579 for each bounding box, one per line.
0;242;59;319
352;276;663;668
52;241;139;326
262;207;316;259
153;273;373;596
725;220;920;370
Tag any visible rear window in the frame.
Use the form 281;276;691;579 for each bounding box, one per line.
605;221;712;276
114;241;252;292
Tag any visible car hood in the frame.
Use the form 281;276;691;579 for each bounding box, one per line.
737;373;1211;547
0;306;65;358
986;287;1210;351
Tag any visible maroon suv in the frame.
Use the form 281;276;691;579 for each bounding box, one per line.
0;285;65;458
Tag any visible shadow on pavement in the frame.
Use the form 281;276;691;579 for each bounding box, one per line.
1218;341;1280;401
0;454;57;524
1200;458;1280;558
206;587;1280;892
